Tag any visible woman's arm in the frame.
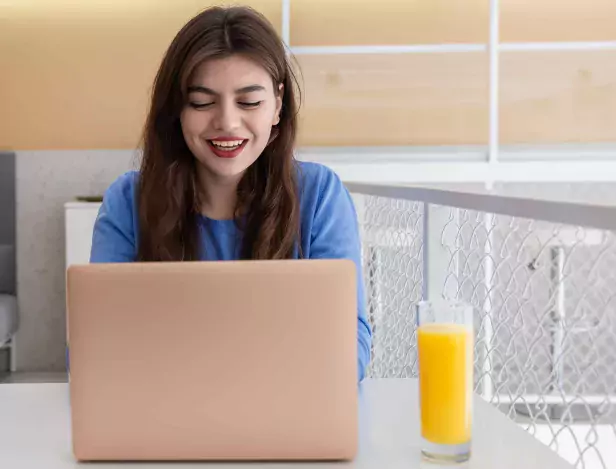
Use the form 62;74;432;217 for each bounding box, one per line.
90;172;139;263
308;166;372;381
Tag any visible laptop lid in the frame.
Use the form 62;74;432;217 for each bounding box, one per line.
66;259;358;461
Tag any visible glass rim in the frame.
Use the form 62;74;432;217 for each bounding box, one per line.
417;299;473;310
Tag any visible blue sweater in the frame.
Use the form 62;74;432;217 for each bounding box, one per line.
90;161;372;381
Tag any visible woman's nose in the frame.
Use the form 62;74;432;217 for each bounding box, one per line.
213;103;240;132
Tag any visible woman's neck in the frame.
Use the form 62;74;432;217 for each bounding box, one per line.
196;165;242;220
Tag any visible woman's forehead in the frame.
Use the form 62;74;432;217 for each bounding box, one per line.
189;55;274;92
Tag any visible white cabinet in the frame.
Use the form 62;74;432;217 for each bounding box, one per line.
64;202;101;267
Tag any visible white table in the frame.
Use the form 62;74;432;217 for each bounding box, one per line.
0;379;572;469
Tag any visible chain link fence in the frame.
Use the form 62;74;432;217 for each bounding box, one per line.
351;189;616;469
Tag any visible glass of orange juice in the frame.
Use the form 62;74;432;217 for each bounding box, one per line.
417;299;473;463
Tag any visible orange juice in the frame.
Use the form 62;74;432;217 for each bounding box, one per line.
418;323;473;445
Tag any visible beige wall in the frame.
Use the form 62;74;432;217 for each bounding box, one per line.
290;0;489;45
501;50;616;144
0;1;280;151
298;53;489;146
2;1;616;150
501;0;616;42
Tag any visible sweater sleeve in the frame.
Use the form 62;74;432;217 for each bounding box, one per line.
90;172;139;263
308;167;372;382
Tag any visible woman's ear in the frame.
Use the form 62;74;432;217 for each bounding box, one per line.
273;83;284;125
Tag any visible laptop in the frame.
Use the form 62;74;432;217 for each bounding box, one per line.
66;259;358;461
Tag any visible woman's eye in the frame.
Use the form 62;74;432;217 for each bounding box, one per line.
189;102;214;109
238;101;262;109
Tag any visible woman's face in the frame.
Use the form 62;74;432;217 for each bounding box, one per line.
180;55;282;181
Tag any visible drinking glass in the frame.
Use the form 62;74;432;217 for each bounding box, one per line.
417;299;474;463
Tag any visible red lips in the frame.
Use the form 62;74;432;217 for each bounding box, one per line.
206;138;248;159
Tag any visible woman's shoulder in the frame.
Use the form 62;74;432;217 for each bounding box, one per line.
106;170;139;195
296;161;345;197
296;161;355;225
100;170;140;219
90;171;140;263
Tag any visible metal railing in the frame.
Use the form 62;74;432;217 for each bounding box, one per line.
348;182;616;469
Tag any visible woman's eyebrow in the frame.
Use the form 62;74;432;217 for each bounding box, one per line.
187;84;266;95
235;85;266;93
187;86;217;95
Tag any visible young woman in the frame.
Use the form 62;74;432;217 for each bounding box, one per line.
90;6;372;380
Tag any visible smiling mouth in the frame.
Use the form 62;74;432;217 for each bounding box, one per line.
206;139;248;159
207;139;246;151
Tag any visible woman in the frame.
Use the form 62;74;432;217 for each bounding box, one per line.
90;5;372;380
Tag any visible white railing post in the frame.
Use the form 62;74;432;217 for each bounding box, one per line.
482;211;495;401
422;202;430;301
281;0;290;46
549;245;566;395
488;0;500;166
423;203;459;302
352;193;385;376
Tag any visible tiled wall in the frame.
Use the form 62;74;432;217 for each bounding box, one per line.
15;150;137;370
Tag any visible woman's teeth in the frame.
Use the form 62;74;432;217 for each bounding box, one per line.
210;140;244;150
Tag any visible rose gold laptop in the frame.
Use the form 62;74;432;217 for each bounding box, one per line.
66;259;358;462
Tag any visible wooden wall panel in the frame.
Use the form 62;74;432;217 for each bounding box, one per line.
0;1;281;150
296;53;489;146
4;1;616;150
500;51;616;144
501;0;616;42
290;0;488;46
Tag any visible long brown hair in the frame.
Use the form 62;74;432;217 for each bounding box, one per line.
138;6;301;261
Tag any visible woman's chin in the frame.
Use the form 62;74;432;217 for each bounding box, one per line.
196;157;252;181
